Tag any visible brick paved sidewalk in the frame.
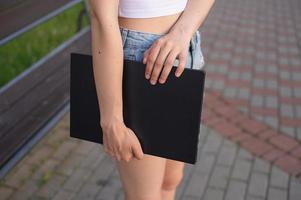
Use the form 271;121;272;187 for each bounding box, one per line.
1;0;301;199
1;112;301;200
200;0;301;140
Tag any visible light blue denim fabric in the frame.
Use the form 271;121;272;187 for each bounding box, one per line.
119;26;205;70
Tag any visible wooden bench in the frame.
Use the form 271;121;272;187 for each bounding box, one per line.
0;0;91;176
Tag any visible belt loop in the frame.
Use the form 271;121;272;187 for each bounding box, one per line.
120;28;128;48
190;31;197;69
191;30;202;70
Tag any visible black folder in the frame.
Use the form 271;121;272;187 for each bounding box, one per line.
70;52;206;164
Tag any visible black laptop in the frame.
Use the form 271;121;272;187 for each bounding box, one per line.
70;53;206;164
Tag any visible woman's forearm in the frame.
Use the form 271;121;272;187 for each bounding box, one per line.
90;12;124;127
169;0;215;39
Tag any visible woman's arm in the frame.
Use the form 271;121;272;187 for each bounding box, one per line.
143;0;215;85
169;0;215;40
88;0;124;127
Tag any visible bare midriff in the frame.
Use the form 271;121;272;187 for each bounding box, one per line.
118;11;183;35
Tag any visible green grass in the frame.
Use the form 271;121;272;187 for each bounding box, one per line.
0;2;90;88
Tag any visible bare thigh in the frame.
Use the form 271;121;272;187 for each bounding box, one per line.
163;159;185;187
115;154;166;199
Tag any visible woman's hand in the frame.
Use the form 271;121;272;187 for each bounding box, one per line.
143;31;191;85
101;119;144;162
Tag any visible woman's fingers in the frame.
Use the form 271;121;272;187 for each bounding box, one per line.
149;41;173;85
144;39;162;82
174;52;187;77
158;49;179;84
127;128;144;160
143;35;190;85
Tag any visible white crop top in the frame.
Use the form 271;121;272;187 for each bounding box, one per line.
118;0;188;18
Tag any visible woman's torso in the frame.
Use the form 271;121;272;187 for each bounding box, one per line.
118;0;186;34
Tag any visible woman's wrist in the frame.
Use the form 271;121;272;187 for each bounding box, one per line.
100;113;124;129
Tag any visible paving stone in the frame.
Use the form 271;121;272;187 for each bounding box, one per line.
194;153;216;174
293;88;301;98
228;71;240;80
203;187;224;200
202;131;223;154
248;172;268;198
217;65;229;74
240;72;252;81
53;190;75;200
4;163;33;188
265;96;278;108
216;143;237;166
238;88;250;99
56;153;85;177
223;87;237;98
9;179;39;200
252;114;265;122
89;156;116;186
24;144;55;165
279;70;291;80
32;159;60;181
97;175;122;200
252;79;265;88
280;104;295;118
296;105;301;118
263;116;278;129
290;58;301;67
0;186;14;200
212;80;225;90
208;165;231;189
270;165;289;189
253;157;271;174
297;128;301;141
269;133;299;152
184;172;209;198
237;148;253;161
36;174;66;199
254;63;265;73
73;141;95;156
289;177;301;200
52;140;78;161
224;180;247;200
74;182;102;200
231;158;252;181
266;65;278;74
63;168;92;192
78;146;106;170
280;125;296;138
279;86;292;97
292;73;301;81
231;57;243;66
246;195;265;200
267;187;287;200
251;95;264;107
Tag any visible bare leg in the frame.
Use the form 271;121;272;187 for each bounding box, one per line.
115;154;167;200
161;159;185;200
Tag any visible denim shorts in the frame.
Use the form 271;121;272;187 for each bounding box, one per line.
119;26;205;70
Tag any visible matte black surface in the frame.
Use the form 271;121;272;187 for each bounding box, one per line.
70;53;206;164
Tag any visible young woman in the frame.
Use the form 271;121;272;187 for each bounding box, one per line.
88;0;215;199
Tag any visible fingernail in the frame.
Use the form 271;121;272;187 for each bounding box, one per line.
145;74;150;79
150;79;156;85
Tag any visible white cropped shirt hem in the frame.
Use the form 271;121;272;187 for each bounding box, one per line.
118;0;188;18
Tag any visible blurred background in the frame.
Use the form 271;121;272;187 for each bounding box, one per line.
0;0;300;199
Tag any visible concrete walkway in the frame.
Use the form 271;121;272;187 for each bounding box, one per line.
201;0;301;140
1;112;301;199
1;0;301;199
